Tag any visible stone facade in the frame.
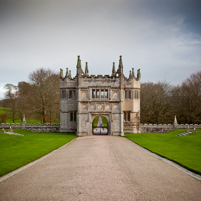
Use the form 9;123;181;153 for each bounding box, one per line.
60;55;141;136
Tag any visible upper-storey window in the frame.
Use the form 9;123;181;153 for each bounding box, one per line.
69;90;76;99
125;90;131;99
61;90;66;99
135;90;139;99
92;89;108;99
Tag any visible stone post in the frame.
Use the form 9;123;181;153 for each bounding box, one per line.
173;115;178;129
22;115;26;129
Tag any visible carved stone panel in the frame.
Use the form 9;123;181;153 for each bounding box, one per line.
82;92;87;99
96;104;103;111
112;103;119;111
90;103;95;110
105;104;110;111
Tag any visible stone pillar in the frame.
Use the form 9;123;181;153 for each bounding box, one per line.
8;126;13;133
173;115;178;129
22;115;26;129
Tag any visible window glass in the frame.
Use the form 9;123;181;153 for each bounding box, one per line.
135;90;138;99
124;112;130;121
124;112;126;121
69;90;75;99
125;91;127;99
105;89;108;98
69;91;72;98
128;113;130;121
74;113;76;121
70;112;73;121
101;89;104;98
92;89;96;98
96;90;100;98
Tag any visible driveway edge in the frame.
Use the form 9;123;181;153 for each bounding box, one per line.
0;138;76;183
126;137;201;181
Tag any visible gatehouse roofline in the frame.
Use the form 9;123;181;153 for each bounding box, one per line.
60;55;141;81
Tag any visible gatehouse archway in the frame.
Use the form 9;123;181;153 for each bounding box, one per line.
92;116;108;135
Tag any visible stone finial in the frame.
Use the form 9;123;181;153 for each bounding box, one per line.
112;62;116;76
60;68;64;79
118;55;123;74
85;62;89;76
69;70;72;79
137;69;141;79
76;55;84;76
1;128;6;134
66;68;69;78
77;55;81;68
129;70;132;78
132;68;135;78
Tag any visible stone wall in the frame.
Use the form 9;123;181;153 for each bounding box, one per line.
1;122;200;134
0;123;60;133
141;123;201;133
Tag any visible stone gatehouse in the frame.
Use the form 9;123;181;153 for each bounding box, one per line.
60;55;141;136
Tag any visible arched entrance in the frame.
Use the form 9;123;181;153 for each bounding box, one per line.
92;116;108;135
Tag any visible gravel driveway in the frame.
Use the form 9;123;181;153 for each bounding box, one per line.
0;136;201;200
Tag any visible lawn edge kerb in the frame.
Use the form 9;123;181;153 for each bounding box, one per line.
125;135;201;176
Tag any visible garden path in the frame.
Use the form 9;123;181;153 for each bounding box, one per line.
0;136;201;200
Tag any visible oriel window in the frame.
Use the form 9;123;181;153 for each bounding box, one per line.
92;89;108;99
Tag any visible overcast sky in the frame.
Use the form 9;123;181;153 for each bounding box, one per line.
0;0;201;99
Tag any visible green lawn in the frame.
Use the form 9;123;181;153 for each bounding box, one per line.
0;107;10;113
125;129;201;175
93;116;108;128
0;129;76;176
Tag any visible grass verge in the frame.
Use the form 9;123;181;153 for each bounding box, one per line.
125;129;201;175
0;129;76;176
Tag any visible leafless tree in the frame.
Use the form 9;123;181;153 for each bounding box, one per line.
4;84;18;123
141;82;173;124
29;68;60;123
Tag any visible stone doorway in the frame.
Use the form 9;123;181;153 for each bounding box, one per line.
92;116;108;135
